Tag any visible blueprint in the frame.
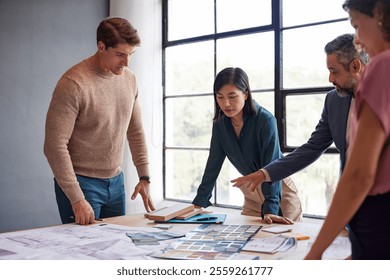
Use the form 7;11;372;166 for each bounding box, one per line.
0;223;173;260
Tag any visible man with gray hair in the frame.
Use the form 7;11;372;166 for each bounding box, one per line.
231;33;369;194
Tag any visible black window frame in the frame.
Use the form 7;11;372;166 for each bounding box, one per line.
162;0;348;211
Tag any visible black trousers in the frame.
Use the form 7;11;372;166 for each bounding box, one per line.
349;190;390;260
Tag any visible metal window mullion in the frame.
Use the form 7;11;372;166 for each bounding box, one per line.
273;0;286;150
162;0;168;199
213;0;217;206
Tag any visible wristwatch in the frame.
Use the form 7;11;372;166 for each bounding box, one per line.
139;175;151;183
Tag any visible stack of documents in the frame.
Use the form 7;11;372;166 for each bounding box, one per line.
126;231;186;246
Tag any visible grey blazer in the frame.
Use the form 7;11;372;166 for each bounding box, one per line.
265;89;352;182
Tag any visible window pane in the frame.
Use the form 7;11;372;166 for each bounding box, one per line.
216;161;244;207
165;96;213;148
164;0;345;217
168;0;214;41
286;94;335;147
252;91;274;116
165;41;214;96
165;150;209;201
290;154;340;216
217;32;274;90
216;0;271;32
283;21;354;89
283;0;348;27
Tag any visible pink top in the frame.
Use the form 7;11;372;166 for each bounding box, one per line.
350;50;390;195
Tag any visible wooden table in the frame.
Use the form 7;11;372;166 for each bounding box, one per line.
0;209;349;260
104;210;348;260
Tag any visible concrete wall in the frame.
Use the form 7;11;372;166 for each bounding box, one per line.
0;0;164;233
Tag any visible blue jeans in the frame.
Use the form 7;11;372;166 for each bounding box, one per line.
54;172;125;224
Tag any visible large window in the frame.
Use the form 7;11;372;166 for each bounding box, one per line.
163;0;354;216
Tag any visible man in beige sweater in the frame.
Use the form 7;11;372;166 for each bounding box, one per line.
44;17;155;225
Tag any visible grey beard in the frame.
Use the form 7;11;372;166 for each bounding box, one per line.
337;90;352;97
336;76;357;98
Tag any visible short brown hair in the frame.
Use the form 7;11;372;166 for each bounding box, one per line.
96;17;141;48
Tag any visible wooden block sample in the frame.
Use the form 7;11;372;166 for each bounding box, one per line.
148;203;194;221
144;207;168;218
175;207;204;220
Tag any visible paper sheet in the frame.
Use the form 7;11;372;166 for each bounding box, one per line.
322;236;352;260
241;235;297;254
0;223;172;260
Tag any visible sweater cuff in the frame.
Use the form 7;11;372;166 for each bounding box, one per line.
136;164;150;179
63;182;85;205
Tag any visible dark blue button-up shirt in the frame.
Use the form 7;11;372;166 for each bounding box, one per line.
192;102;283;216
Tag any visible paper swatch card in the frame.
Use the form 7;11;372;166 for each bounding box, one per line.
242;235;297;254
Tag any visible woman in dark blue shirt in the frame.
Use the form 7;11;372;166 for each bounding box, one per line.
192;67;299;224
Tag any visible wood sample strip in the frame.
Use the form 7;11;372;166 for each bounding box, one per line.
148;203;194;221
144;207;168;218
175;207;204;220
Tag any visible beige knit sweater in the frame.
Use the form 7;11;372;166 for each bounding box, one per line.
44;56;149;204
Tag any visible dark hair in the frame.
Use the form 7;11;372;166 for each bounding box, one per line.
343;0;390;41
212;67;257;122
343;0;378;16
96;17;141;48
324;33;369;69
